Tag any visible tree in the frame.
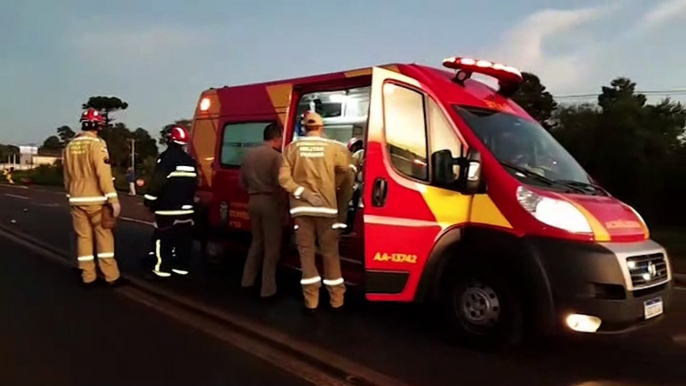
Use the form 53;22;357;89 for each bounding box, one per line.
98;123;158;171
41;136;63;152
553;76;686;225
512;72;558;130
159;119;192;145
82;96;129;127
0;144;19;163
56;126;76;144
100;123;135;169
132;127;159;161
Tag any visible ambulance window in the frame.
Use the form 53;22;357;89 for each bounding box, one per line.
220;121;273;167
383;83;428;181
428;98;462;179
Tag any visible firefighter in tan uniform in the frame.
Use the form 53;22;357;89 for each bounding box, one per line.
279;111;355;313
63;108;122;287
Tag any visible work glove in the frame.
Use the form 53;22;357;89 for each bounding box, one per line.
301;190;324;206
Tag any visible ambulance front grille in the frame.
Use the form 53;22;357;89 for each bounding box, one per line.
626;253;668;289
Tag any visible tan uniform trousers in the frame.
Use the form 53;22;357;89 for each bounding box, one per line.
71;205;120;284
294;216;345;309
242;194;284;297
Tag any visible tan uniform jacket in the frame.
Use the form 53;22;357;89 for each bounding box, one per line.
279;135;354;218
63;131;119;206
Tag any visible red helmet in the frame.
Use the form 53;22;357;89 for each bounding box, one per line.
80;108;104;130
80;108;104;123
167;126;190;145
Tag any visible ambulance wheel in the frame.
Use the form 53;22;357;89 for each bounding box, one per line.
440;262;523;350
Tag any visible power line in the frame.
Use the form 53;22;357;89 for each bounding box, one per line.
554;88;686;100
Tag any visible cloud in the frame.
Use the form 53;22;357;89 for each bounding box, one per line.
480;5;617;94
637;0;686;31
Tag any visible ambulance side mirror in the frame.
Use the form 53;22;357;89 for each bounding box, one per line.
431;149;459;187
457;149;482;195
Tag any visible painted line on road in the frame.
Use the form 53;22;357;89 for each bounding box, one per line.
0;223;416;386
0;226;351;385
120;217;155;227
4;193;29;200
0;184;28;190
33;202;61;208
117;286;355;386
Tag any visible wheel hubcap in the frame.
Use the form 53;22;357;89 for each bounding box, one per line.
459;283;501;326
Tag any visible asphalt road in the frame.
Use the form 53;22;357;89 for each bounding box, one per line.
2;184;686;386
0;232;311;386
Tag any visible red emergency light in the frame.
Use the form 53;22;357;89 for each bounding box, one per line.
442;57;523;97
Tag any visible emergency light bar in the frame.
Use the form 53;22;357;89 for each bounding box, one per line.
199;97;211;111
442;57;523;97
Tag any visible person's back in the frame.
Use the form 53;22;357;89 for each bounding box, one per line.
63;108;122;287
64;131;117;205
240;145;283;196
281;135;352;218
143;126;198;278
147;145;197;215
278;111;354;312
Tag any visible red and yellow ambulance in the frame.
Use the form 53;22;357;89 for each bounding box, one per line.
189;57;673;347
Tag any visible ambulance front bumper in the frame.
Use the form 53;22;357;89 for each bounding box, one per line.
526;237;674;334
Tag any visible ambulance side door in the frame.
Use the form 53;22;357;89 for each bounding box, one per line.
363;67;467;302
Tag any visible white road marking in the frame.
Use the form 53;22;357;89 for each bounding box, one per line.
33;203;60;208
120;216;155;227
4;193;29;200
0;184;28;190
0;225;415;386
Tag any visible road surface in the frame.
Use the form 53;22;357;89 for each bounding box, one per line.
0;233;311;386
1;184;686;386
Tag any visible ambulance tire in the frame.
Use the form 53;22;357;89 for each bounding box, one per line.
440;261;524;350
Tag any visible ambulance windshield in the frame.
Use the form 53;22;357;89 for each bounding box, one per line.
454;105;591;185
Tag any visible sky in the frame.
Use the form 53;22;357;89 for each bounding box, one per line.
2;0;686;145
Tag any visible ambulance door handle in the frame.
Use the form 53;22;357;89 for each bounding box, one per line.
372;178;388;207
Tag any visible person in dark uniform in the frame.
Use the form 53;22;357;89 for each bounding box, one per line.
239;123;285;299
143;126;198;278
279;111;355;313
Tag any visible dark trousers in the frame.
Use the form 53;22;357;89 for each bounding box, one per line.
242;194;284;297
151;214;194;277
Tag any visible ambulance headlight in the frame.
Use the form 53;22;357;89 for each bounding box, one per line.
516;186;592;234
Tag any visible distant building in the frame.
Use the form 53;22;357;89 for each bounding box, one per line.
0;145;62;170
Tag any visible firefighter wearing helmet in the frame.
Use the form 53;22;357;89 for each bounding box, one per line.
143;125;198;278
63;108;123;287
278;111;355;313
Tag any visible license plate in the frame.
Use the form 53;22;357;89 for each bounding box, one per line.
644;297;664;320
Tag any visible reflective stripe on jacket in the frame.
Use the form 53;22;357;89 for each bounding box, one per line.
63;132;118;206
143;145;198;216
278;135;355;218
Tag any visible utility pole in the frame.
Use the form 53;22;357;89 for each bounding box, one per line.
129;138;136;175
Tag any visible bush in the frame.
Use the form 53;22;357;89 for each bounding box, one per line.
17;164;65;186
